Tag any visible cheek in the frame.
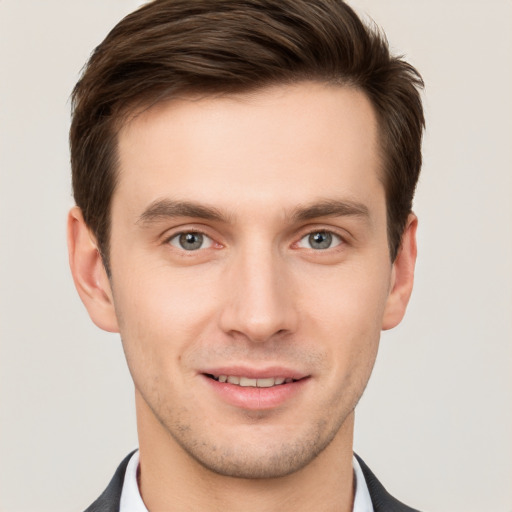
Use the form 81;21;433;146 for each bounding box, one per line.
297;260;390;370
115;256;220;325
298;257;391;327
111;264;221;378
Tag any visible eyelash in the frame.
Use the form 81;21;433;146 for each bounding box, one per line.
295;230;344;251
166;230;216;251
163;227;348;253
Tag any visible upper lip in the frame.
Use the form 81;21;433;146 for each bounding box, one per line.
200;366;309;380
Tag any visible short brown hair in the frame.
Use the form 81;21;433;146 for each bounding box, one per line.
70;0;424;271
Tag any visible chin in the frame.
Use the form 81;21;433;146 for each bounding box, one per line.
186;443;325;479
171;416;344;479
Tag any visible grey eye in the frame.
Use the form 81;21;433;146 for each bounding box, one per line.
297;231;342;250
169;232;213;251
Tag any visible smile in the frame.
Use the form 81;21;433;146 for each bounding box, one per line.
206;374;296;387
202;371;309;410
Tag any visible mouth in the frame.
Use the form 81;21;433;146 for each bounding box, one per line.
204;374;299;388
201;370;309;410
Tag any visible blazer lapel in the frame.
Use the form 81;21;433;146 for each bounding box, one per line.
355;454;421;512
83;451;135;512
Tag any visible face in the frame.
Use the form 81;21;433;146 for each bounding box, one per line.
70;82;416;479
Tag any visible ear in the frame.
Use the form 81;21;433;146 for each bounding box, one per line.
382;213;418;331
67;206;119;333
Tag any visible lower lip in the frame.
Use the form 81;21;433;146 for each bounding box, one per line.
202;375;309;410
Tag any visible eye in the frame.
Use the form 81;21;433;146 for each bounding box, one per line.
168;232;213;251
297;231;342;250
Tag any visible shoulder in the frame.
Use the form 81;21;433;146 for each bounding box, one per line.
84;451;421;512
83;451;135;512
355;454;422;512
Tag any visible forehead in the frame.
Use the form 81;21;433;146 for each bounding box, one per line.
114;82;383;220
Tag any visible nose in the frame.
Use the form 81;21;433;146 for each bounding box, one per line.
218;244;298;343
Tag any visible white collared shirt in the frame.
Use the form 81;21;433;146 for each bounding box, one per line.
120;450;374;512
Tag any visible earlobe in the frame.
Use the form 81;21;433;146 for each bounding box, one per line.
382;213;418;331
67;206;119;333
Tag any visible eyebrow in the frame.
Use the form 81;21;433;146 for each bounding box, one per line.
290;199;370;222
137;197;370;227
137;199;231;226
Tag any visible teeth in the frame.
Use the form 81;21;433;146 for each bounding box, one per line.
255;378;275;388
213;375;295;387
240;377;257;386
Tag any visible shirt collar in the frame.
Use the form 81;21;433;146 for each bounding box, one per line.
352;454;375;512
119;450;148;512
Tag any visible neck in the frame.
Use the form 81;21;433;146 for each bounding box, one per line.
136;394;355;512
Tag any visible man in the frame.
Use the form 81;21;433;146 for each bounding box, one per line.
67;0;424;510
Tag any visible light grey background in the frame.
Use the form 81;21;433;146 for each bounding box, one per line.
1;1;511;511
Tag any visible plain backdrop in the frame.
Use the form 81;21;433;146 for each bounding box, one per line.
1;1;511;511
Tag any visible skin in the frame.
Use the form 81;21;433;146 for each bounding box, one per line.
68;82;417;512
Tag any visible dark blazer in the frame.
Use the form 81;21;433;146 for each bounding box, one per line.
84;452;420;512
